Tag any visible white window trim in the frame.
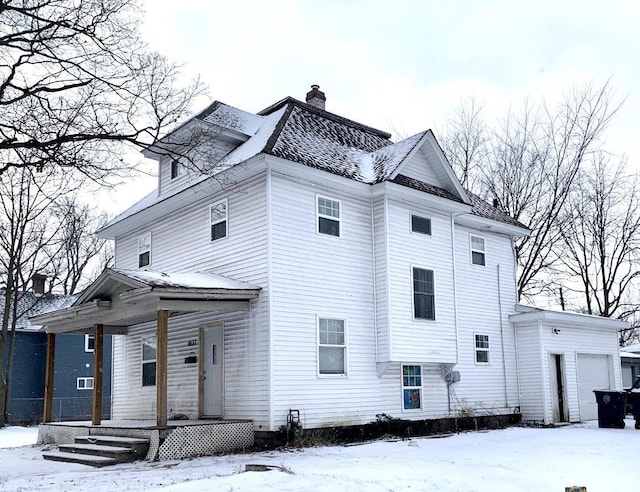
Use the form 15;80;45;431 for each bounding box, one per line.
411;265;436;321
84;334;95;353
138;232;151;268
401;363;423;412
317;316;348;377
77;377;94;390
316;194;342;237
141;335;157;387
470;234;486;266
410;213;432;236
474;333;490;365
209;198;228;242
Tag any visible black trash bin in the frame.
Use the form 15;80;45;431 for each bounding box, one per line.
593;390;627;428
626;391;640;429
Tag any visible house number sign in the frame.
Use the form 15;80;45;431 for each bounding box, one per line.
187;339;198;347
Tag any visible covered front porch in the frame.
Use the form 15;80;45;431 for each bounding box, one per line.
31;269;261;459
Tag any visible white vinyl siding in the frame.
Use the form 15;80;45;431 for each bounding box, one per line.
397;148;441;186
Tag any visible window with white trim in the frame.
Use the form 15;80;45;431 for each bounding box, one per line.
317;196;340;237
411;215;431;235
318;318;346;375
210;199;228;241
402;365;422;410
85;334;95;353
77;377;94;390
413;267;435;320
138;232;151;268
170;159;180;179
475;334;490;364
471;235;486;266
142;335;157;387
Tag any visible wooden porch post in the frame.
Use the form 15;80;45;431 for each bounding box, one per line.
91;324;104;426
156;310;168;427
43;333;56;423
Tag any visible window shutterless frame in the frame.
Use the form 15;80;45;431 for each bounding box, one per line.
411;214;432;235
317;316;347;376
138;232;151;268
474;333;490;364
84;334;95;353
77;377;94;390
141;335;157;387
210;198;228;241
401;364;422;411
470;234;486;266
411;266;435;320
316;195;341;237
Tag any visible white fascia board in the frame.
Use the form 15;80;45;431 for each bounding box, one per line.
265;156;373;198
455;213;531;238
98;155;268;239
510;310;628;330
29;300;111;325
119;287;260;304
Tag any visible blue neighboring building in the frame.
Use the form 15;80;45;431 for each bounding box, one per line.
1;285;113;424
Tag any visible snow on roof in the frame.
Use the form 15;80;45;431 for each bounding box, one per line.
112;269;260;291
621;351;640;359
622;343;640;353
199;102;264;136
0;289;76;330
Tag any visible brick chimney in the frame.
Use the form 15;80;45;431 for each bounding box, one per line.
305;84;326;110
32;273;46;294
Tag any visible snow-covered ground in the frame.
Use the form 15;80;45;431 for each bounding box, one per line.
1;420;639;492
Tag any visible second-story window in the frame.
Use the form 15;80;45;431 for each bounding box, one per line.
471;235;486;266
411;215;432;235
317;196;340;237
413;267;435;320
138;232;151;268
210;198;228;241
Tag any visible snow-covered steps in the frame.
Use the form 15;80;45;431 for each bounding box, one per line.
43;435;150;467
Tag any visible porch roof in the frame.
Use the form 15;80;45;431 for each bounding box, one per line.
29;268;261;334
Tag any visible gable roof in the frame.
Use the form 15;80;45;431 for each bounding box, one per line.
104;92;525;234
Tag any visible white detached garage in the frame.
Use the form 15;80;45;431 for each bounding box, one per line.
510;306;626;425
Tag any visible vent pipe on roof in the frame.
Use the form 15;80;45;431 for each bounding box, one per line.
305;84;326;110
32;273;46;294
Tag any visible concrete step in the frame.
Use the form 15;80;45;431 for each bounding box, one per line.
43;451;117;468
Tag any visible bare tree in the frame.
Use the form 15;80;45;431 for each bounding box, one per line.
558;154;640;343
443;81;622;300
0;0;203;180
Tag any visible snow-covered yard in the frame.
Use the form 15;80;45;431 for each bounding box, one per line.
1;420;638;491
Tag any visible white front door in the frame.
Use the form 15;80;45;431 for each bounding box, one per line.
202;326;223;417
577;353;612;421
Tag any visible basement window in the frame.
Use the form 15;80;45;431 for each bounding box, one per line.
142;335;157;387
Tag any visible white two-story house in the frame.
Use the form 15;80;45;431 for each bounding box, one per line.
34;86;624;443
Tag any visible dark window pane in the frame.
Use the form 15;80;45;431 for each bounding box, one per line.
211;221;227;241
476;351;489;363
472;251;485;266
139;251;150;267
142;361;156;386
171;160;179;179
319;217;339;236
413;268;435;319
403;388;421;409
411;215;431;235
86;335;95;351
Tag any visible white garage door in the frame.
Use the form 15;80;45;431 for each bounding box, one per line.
577;354;612;421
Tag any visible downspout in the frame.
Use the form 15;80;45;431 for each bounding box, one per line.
370;196;379;365
448;212;464;414
538;319;549;424
266;166;274;431
510;236;522;411
497;264;509;407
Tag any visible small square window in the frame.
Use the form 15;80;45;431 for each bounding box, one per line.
318;318;346;375
210;199;228;241
85;334;95;353
138;233;151;268
77;377;94;390
411;215;432;235
471;235;486;266
475;334;490;364
413;267;435;320
142;335;157;387
317;196;341;237
402;365;422;410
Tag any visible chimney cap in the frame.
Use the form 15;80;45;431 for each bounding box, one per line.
305;84;326;110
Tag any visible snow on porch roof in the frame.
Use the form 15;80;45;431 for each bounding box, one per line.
110;269;260;291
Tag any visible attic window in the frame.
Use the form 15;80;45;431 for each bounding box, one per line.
138;232;151;268
210;198;228;241
317;196;340;237
411;215;431;235
170;159;180;179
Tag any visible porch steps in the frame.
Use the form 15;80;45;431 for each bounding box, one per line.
43;435;150;467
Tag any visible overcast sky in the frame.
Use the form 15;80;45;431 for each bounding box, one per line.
112;0;639;209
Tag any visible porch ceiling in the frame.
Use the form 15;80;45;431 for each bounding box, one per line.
29;268;261;334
